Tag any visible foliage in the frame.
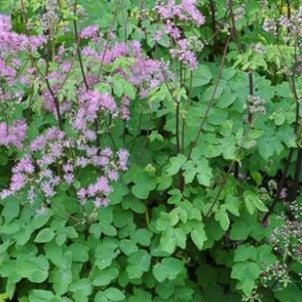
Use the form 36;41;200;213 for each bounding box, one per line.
0;0;302;301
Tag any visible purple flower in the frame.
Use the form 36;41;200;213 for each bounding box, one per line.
170;39;198;70
75;157;89;168
83;129;97;141
36;207;46;215
102;147;113;157
0;189;12;199
85;147;98;157
13;157;35;174
0;120;27;149
0;15;12;32
155;0;205;26
117;149;129;171
30;135;46;152
107;170;119;181
95;176;111;195
77;188;87;204
50;142;63;157
63;163;74;173
121;96;130;120
80;25;99;39
27;187;36;204
40;169;53;179
181;0;205;26
64;173;74;185
10;173;26;192
94;197;108;208
41;182;55;197
96;156;110;167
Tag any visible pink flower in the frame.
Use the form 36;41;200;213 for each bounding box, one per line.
0;120;27;149
121;96;130;120
77;188;87;203
64;173;74;185
80;25;99;39
10;173;25;192
117;149;129;171
0;15;12;32
13;157;34;174
107;170;119;181
41;182;55;197
94;197;108;208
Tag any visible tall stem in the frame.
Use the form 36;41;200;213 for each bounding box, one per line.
188;33;231;159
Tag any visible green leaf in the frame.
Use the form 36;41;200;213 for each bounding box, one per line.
258;137;274;160
153;257;184;282
132;182;153;199
244;191;268;214
131;229;152;246
160;228;186;254
28;290;55;301
126;250;151;279
274;112;286;126
125;166;156;199
69;279;92;296
234;245;257;262
119;239;138;255
230;221;251;240
253;196;268;212
17;255;49;283
2;197;20;223
104;288;125;301
191;223;207;250
231;262;261;295
183;161;196;184
225;195;240;216
166;154;187;176
34;228;55;243
195;158;213;187
95;239;120;270
215;206;230;231
191;64;212;87
91;267;119;287
70;243;89;262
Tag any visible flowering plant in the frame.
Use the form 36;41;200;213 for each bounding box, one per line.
0;1;302;302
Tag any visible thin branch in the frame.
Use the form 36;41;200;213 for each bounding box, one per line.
72;0;89;91
97;0;120;79
188;33;231;158
205;121;254;218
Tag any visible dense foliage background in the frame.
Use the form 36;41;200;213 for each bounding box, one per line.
1;0;302;301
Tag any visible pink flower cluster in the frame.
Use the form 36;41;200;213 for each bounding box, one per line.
128;58;172;98
155;0;205;26
0;14;45;105
81;38;170;98
80;25;100;39
170;39;198;70
0;120;27;149
72;90;117;140
82;40;141;67
1;124;129;210
0;15;45;55
153;0;205;70
120;96;130;120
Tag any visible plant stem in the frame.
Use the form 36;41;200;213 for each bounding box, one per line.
73;0;89;91
188;33;231;159
181;71;193;152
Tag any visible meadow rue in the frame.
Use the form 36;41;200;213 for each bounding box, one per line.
1;123;128;208
0;120;27;149
155;0;205;26
2;2;302;301
80;25;99;39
